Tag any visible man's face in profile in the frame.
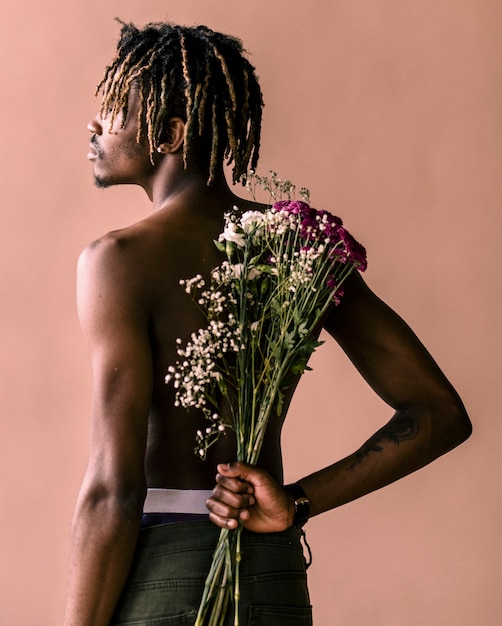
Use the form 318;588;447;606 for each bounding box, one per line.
87;87;153;189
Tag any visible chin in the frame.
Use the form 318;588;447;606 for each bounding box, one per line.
93;175;111;189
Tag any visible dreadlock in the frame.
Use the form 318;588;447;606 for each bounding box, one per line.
96;20;264;185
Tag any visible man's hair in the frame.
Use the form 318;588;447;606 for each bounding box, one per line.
97;20;264;184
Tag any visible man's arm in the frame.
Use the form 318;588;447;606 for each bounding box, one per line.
207;273;472;529
64;236;152;626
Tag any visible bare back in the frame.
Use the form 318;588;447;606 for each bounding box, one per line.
81;192;299;492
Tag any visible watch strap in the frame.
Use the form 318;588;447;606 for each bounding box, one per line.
284;483;310;527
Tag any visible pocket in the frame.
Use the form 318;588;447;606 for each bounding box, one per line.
248;604;312;626
115;609;197;625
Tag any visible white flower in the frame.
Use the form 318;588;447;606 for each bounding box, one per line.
240;210;265;233
227;263;263;281
220;222;245;247
247;267;262;280
231;263;244;278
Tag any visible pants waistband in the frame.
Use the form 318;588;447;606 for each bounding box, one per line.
141;512;209;528
143;488;213;514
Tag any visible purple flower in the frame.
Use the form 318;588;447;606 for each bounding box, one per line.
339;229;367;271
272;200;367;271
273;200;311;215
326;276;345;304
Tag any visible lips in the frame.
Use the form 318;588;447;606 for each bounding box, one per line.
87;145;98;160
88;136;102;160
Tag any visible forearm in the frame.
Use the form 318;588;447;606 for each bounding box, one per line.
299;402;471;517
207;400;470;531
64;489;144;626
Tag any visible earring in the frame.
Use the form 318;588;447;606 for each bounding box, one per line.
157;146;164;153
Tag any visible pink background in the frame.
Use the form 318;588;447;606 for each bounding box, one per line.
1;1;500;624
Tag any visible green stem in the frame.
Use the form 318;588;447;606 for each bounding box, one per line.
195;529;229;626
233;526;242;626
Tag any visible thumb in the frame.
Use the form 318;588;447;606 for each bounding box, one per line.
217;462;271;487
217;461;256;480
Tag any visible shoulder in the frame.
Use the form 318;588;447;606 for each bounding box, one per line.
78;218;167;290
77;225;158;329
79;224;145;274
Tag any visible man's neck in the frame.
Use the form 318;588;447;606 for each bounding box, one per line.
152;173;236;213
142;157;238;214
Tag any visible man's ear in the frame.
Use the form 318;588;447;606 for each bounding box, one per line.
156;117;185;154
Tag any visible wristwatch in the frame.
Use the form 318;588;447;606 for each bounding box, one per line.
284;483;310;527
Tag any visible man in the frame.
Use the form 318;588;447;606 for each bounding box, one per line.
64;20;471;625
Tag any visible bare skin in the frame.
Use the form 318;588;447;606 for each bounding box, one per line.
64;90;471;625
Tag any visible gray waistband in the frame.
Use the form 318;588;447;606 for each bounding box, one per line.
143;488;213;514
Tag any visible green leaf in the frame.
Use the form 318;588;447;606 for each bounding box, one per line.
289;360;307;376
217;377;228;397
214;239;226;253
297;321;308;337
225;240;236;258
275;388;285;416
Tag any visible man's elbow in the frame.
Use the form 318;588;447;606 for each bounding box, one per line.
437;395;472;454
76;477;147;522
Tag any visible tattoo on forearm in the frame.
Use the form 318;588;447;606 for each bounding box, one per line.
347;414;420;470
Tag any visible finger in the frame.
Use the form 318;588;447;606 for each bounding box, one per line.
217;461;252;478
206;490;245;515
215;473;254;495
208;510;239;530
217;462;270;486
209;486;255;511
207;503;252;529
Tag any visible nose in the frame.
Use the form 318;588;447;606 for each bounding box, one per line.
87;115;103;135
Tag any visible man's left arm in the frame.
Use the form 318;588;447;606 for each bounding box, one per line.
64;238;152;626
207;273;472;529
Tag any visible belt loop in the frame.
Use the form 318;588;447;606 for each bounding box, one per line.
299;527;313;569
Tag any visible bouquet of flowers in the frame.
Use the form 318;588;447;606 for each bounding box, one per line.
165;174;367;626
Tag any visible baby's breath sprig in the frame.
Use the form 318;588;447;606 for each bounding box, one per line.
242;169;310;204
